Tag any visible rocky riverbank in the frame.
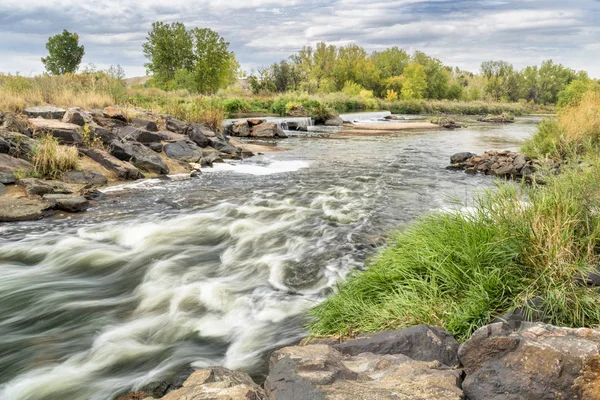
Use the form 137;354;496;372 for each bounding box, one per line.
118;321;600;399
447;150;557;179
0;105;265;222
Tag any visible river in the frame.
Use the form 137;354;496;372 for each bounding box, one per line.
0;117;539;400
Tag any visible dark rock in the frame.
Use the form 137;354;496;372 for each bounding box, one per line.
0;197;54;222
0;131;36;160
85;148;142;180
115;126;162;143
92;116;128;130
208;134;241;155
450;152;475;164
0;182;6;195
24;106;66;119
164;140;203;163
82;189;107;201
231;120;250;137
0;137;9;154
110;141;169;175
29;118;82;145
62;170;108;186
62;107;93;126
251;122;287;138
0;172;16;184
324;116;344;126
202;150;224;165
513;154;527;171
459;322;600;400
478;113;515;123
185;124;212;147
0;112;32;136
88;124;117;145
103;106;127;121
156;131;187;142
16;178;73;197
130;118;158;132
247;118;265;127
166;117;189;134
0;153;33;172
333;325;460;367
42;194;89;213
147;142;164;153
494;162;517;177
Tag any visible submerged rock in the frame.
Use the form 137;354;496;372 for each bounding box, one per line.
459;322;600;400
24;106;66;119
0;197;54;222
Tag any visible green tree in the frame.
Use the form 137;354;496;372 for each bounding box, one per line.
400;63;427;100
189;28;238;94
412;51;449;99
143;22;194;86
372;46;410;79
556;75;599;109
480;60;514;101
332;44;380;91
41;30;85;75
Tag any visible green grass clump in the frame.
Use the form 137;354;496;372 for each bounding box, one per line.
32;134;80;179
310;162;600;341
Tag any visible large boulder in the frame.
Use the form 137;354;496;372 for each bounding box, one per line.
155;367;265;400
166;117;189;134
185;124;212;147
85;148;142;180
92;115;128;130
450;152;475;164
62;170;108;186
251;122;287;138
459;322;600;400
16;178;73;197
231;120;250;137
164;140;203;163
0;112;31;136
0;197;54;222
130;118;158;132
115;126;162;144
103;106;128;121
24;106;66;119
0;154;32;172
333;325;460;367
88;124;118;145
266;344;463;400
324;116;344;126
0;131;36;160
29;118;82;145
208;134;241;156
42;194;89;213
62;107;93;126
110;141;169;175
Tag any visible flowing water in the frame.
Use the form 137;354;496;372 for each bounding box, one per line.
0;117;540;400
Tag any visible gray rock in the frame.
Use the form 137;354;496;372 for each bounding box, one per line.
450;152;475;164
266;344;464;400
147;142;164;153
231;120;250;137
24;106;66;119
252;122;287;138
0;112;31;136
208;134;241;155
185;124;212;147
110;141;169;175
16;178;73;197
324;116;344;126
115;126;162;143
0;154;33;173
513;154;527;171
0;137;9;154
62;107;93;126
0;182;6;195
0;131;37;160
29;118;82;145
42;194;89;213
88;124;117;145
103;106;127;121
92;115;128;130
0;172;16;184
156;130;187;142
85;148;142;180
333;325;460;367
0;197;54;222
62;170;108;186
131;118;158;132
164;140;203;163
202;150;224;165
166;117;189;134
493;162;517;177
459;322;600;400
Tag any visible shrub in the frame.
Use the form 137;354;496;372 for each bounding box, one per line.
32;135;80;179
385;89;399;101
223;98;250;115
342;81;364;97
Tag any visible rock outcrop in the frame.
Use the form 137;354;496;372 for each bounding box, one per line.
85;148;143;180
449;150;540;178
110;141;169;175
42;194;89;213
16;178;73;197
29;118;82;144
62;107;94;126
24;106;66;119
0;197;54;222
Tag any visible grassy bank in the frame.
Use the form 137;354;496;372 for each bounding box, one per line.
309;89;600;341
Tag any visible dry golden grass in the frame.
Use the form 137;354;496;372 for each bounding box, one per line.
32;135;80;179
558;91;600;143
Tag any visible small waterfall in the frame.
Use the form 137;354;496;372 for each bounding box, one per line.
339;111;392;123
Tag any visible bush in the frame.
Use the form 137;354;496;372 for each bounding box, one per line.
32;135;80;179
223;98;250;115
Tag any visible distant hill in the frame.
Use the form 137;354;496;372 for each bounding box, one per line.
125;76;151;87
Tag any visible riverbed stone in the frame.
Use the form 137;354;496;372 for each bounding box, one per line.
164;140;203;163
85;148;143;180
0;171;16;184
0;131;36;160
324;116;344;126
115;126;162;144
131;118;158;132
92;115;128;130
29;118;82;145
154;367;266;400
103;106;128;121
0;153;33;172
266;344;463;400
42;194;89;213
0;197;54;222
166;117;189;134
231;120;250;137
17;178;73;197
208;134;241;156
24;106;66;119
62;170;108;186
110;141;169;175
185;124;212;147
459;322;600;400
0;112;31;136
251;122;287;138
62;107;93;126
450;152;475;164
333;325;460;367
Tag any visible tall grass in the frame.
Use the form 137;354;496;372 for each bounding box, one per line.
32;135;80;179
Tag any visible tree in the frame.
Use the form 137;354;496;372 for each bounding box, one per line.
189;28;238;94
372;46;410;79
412;51;449;99
400;63;427;100
41;30;85;75
142;22;194;86
480;60;514;101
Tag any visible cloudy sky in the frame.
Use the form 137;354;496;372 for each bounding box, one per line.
0;0;598;78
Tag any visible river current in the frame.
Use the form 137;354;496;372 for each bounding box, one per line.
0;117;539;399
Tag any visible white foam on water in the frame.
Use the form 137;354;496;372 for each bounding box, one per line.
205;160;309;176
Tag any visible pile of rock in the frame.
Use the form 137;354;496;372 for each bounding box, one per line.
448;150;538;178
228;119;288;138
429;117;466;129
118;322;600;399
477;112;515;123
